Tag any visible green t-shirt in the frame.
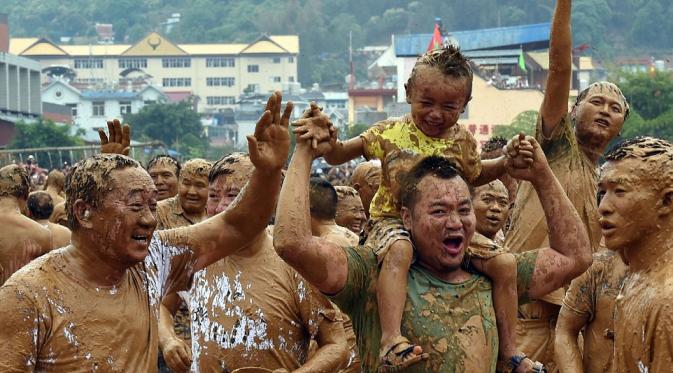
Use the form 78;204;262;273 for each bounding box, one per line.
330;245;538;373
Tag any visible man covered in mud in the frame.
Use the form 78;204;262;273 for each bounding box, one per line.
594;137;673;373
334;185;367;235
504;1;629;370
160;153;346;372
147;155;181;202
310;178;360;247
27;191;72;249
554;247;627;373
274;131;591;372
350;161;381;221
0;91;292;371
0;165;52;285
44;169;66;207
156;158;211;230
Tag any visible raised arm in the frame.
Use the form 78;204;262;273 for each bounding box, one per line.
324;137;365;165
161;92;290;271
291;109;364;165
273;141;349;295
540;0;572;138
506;137;592;298
473;157;506;186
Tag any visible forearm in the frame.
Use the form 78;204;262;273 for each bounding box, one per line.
532;167;591;274
158;303;180;350
541;0;572;135
324;138;364;165
295;320;347;373
474;157;506;186
555;311;585;373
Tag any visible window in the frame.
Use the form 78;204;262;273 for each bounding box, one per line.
144;100;156;106
206;57;235;67
206;96;236;105
246;84;260;93
92;102;105;117
479;124;489;135
272;57;281;64
162;57;191;68
288;56;295;63
162;78;192;87
119;58;147;69
74;58;103;69
206;77;235;87
468;124;477;134
288;76;295;82
66;103;78;117
247;64;259;73
272;76;282;83
120;101;132;115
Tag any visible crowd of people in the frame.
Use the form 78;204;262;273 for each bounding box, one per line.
0;1;671;372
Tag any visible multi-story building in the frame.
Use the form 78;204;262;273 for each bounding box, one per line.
9;32;298;114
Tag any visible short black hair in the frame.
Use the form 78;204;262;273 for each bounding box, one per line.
208;153;252;184
480;136;508;159
146;154;181;178
406;44;473;103
309;177;338;220
400;156;469;209
27;191;54;219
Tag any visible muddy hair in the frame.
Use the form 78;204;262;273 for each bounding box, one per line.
480;136;508;159
146;154;181;178
0;164;30;200
400;156;470;210
310;177;338;220
27;191;54;220
65;154;141;230
573;81;630;120
209;153;253;184
180;158;212;181
45;169;65;190
406;44;473;103
605;136;673;191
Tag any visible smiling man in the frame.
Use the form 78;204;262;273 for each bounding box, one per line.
147;155;181;202
596;137;673;373
0;91;292;371
156;158;212;230
274;134;591;372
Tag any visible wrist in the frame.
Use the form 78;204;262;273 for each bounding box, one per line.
529;165;554;187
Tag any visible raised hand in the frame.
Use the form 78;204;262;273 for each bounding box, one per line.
99;119;131;156
247;91;292;172
504;134;548;182
292;101;334;149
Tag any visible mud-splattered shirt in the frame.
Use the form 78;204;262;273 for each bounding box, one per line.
0;231;197;372
360;115;481;219
613;249;673;373
156;196;204;230
189;236;339;371
330;244;538;373
561;249;627;373
506;113;601;309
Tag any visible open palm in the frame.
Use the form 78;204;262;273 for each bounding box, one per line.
247;91;293;172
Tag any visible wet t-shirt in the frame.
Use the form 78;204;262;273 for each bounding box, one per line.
613;249;673;373
506;113;601;309
361;115;481;219
562;250;627;373
189;238;338;371
0;231;197;372
156;196;204;230
330;245;538;373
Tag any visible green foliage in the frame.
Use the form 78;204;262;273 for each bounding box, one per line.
9;119;84;149
493;110;538;139
343;123;370;139
123;101;207;157
619;71;673;120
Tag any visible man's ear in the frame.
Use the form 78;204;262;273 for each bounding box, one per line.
657;187;673;217
401;206;412;232
352;182;361;192
73;199;94;229
404;83;411;104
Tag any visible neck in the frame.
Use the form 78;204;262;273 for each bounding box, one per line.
575;129;606;164
233;230;270;258
476;229;496;240
36;218;50;225
68;233;128;286
624;226;673;272
311;218;338;237
417;259;472;283
46;186;61;194
0;197;21;213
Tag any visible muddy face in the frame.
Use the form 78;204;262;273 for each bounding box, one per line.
178;173;208;215
598;159;658;262
206;159;252;217
574;89;627;151
406;66;469;139
472;181;509;239
403;175;475;279
335;195;366;234
148;163;179;201
89;167;158;266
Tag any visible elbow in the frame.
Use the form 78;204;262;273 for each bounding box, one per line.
272;232;302;264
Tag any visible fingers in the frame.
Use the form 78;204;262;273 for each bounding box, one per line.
280;101;294;129
272;91;282;125
246;135;260;166
98;128;109;145
122;124;131;149
122;147;130;156
175;343;192;371
264;92;275;113
254;110;272;139
106;121;115;143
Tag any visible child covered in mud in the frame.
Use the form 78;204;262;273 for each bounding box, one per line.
294;45;540;372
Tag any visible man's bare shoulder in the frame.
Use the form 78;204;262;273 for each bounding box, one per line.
47;223;71;248
0;213;50;239
323;225;359;248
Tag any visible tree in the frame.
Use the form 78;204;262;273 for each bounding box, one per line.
9;119;84;149
123;101;207;157
619;71;673;121
493;110;538;139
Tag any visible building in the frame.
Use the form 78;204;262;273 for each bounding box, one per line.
0;13;42;147
10;32;299;114
42;80;166;142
